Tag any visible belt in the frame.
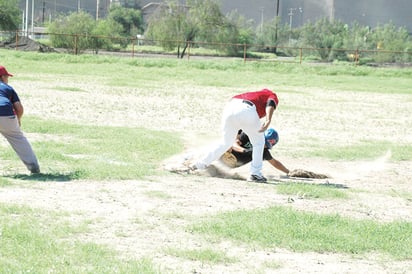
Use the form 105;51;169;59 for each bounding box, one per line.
242;100;254;106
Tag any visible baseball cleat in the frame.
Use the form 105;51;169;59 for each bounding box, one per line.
247;174;267;183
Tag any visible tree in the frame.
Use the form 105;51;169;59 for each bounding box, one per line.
179;0;227;57
256;18;290;52
187;0;225;43
368;22;410;62
145;0;239;58
107;6;143;37
145;0;192;57
225;10;254;45
0;0;20;31
343;21;370;51
301;18;347;61
91;19;124;53
218;10;255;56
47;11;96;54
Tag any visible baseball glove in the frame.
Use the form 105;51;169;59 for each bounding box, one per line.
288;169;329;179
219;152;237;168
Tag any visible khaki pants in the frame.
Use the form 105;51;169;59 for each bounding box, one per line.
0;116;40;173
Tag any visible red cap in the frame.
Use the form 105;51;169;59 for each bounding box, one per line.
0;66;13;77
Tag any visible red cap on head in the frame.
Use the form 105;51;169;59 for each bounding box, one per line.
0;66;13;77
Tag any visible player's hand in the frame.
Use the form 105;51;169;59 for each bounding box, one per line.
259;120;270;132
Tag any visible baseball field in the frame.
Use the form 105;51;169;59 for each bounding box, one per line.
0;49;411;273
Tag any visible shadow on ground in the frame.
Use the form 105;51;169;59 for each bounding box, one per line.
5;171;81;182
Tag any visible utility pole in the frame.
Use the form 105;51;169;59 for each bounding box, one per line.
25;0;29;36
22;10;25;34
31;0;35;38
260;7;264;33
274;0;280;54
288;7;302;45
96;0;100;20
42;1;45;24
288;8;295;30
288;7;295;45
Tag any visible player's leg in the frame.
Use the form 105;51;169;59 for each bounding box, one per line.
194;101;243;169
239;111;265;180
0;117;40;173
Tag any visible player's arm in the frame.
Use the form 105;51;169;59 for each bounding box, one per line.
12;101;24;126
267;158;289;175
231;139;248;153
259;100;276;132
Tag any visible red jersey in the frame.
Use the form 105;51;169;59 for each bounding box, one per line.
232;89;279;118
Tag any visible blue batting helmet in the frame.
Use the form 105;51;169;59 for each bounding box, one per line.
264;128;279;149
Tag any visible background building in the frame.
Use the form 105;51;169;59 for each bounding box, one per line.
20;0;412;32
218;0;412;32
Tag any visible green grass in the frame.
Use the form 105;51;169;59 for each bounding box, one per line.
192;206;412;259
1;117;183;180
0;177;11;187
2;49;412;94
276;183;349;200
0;203;161;273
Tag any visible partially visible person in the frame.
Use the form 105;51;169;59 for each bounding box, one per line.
0;65;40;174
191;88;279;182
229;128;289;175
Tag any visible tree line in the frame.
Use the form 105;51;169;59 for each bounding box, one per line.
1;0;411;62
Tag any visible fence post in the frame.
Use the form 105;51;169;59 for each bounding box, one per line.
355;48;359;66
74;35;78;55
132;38;135;58
300;48;303;64
187;41;191;61
243;43;246;63
15;30;18;51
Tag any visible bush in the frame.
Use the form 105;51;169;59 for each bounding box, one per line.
91;19;124;53
300;18;346;61
367;22;410;63
47;12;96;54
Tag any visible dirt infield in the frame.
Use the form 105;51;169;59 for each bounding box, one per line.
0;71;411;273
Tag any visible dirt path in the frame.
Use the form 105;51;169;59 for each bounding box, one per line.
0;76;411;273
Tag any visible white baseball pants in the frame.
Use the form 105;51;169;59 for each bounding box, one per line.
197;98;265;176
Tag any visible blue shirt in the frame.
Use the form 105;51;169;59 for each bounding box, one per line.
0;82;20;116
